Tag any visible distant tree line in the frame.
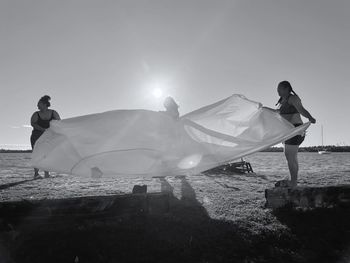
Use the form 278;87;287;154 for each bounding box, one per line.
1;145;350;154
0;149;32;153
262;145;350;152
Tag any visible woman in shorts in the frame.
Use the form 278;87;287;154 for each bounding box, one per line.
265;81;316;188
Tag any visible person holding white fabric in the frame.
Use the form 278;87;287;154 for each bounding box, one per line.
161;96;180;120
30;95;61;178
264;81;316;188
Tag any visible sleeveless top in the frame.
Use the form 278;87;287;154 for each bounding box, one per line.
35;110;54;130
279;95;299;115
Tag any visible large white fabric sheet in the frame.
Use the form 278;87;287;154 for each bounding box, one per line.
31;95;310;177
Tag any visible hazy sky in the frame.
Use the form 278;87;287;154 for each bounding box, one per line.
1;0;349;149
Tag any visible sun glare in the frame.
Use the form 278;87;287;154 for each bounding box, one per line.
152;88;163;99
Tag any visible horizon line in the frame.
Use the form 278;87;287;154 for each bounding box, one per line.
1;145;349;152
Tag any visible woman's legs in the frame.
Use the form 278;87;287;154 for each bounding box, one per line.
284;144;299;187
31;132;43;178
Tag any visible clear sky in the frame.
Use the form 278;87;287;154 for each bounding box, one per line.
1;0;349;149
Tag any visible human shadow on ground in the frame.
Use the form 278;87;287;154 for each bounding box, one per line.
0;179;36;191
159;176;209;219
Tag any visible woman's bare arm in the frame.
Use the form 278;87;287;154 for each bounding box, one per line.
52;110;61;120
289;96;316;123
262;106;279;113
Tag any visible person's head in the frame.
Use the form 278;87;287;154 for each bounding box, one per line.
276;81;298;105
37;95;51;111
163;96;179;110
277;81;293;97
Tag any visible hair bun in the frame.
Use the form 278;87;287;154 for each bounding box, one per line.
41;95;51;101
39;95;51;107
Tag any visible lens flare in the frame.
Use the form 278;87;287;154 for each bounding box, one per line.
177;154;202;169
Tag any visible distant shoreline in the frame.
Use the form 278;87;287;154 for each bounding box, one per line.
1;145;349;153
262;145;350;152
0;149;32;153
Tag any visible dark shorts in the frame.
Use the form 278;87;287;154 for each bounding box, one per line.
284;124;305;146
30;130;44;149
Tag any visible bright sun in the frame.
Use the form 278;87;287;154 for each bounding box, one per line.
152;88;163;99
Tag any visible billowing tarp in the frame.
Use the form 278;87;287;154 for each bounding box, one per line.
31;94;310;177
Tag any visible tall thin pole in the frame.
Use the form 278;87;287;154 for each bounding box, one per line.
321;125;324;147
